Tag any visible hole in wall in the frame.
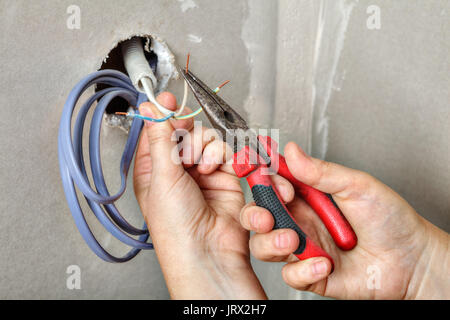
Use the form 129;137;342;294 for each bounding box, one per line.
97;34;178;132
97;36;158;114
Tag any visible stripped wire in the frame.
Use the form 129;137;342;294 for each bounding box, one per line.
213;80;230;94
186;53;190;73
116;54;230;122
174;80;230;120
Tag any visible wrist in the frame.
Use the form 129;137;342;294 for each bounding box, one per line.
152;236;267;299
405;221;450;299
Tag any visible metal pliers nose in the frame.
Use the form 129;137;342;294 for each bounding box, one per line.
180;68;358;268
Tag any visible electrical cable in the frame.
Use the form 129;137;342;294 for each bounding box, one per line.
59;39;230;262
121;38;202;120
59;69;155;262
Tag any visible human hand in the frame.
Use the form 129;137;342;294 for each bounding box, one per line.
133;92;272;299
240;142;449;299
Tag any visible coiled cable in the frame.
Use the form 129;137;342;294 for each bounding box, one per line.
58;69;153;262
60;39;228;262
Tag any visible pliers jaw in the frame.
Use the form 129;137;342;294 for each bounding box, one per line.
180;68;248;133
180;68;270;164
179;67;357;264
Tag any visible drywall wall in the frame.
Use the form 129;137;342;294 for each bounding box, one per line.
0;0;267;299
319;0;450;233
0;0;448;299
272;0;449;299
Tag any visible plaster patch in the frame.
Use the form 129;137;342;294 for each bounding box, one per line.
149;35;179;92
177;0;198;12
187;34;202;43
311;0;358;159
105;107;134;133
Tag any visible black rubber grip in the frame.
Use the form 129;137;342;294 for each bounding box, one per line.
251;185;306;254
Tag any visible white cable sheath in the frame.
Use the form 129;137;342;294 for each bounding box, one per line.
121;38;157;90
121;38;173;116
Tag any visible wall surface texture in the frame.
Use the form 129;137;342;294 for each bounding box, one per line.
0;0;448;299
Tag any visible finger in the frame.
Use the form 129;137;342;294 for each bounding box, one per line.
187;167;242;193
239;203;274;233
217;162;237;175
134;94;180;195
238;176;293;233
284;142;376;200
155;91;178;112
133;131;152;201
281;257;332;291
178;126;219;167
271;175;295;203
170;106;195;131
249;229;300;262
139;92;183;178
198;140;230;174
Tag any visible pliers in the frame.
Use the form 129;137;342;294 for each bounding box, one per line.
180;69;358;267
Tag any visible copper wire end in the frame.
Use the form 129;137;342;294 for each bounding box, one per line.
115;112;129;116
213;80;231;93
186;53;191;73
217;80;230;90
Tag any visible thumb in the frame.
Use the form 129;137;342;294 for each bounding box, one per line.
139;94;182;177
284;142;375;200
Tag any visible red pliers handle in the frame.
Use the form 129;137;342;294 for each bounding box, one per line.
233;136;357;268
179;68;357;269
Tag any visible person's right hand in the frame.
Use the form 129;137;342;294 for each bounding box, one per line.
240;142;449;299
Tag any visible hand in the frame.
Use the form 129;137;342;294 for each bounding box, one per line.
133;92;266;299
240;142;449;299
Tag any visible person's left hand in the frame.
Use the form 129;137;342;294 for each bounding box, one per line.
134;92;278;299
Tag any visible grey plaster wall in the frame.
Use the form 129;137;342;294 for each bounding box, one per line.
0;0;448;299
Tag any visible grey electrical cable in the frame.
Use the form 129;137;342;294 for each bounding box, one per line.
58;69;153;263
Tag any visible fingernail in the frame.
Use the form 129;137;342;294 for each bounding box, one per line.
312;261;327;275
275;232;289;249
251;213;259;230
201;155;213;168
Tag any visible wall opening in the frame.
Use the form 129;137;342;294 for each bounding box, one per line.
97;36;158;114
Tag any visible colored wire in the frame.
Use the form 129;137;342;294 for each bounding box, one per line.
117;112;174;123
121;76;231;121
141;76;175;116
174;104;203;120
213;80;230;93
137;53;199;120
173;78;229;120
174;79;189;117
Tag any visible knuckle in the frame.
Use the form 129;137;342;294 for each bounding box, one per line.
346;170;377;199
249;236;262;256
240;208;252;228
148;129;171;146
281;264;295;283
317;160;332;180
282;263;305;288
